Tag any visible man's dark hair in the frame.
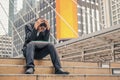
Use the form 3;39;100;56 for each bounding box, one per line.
39;23;47;27
35;18;47;28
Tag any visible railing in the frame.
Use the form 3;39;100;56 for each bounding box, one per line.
56;24;120;62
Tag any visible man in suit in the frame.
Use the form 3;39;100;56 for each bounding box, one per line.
23;18;69;74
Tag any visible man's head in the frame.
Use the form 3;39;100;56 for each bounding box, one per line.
34;18;46;32
40;22;47;27
37;22;47;32
34;18;50;32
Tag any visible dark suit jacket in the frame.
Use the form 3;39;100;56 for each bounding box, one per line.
22;22;50;57
24;22;50;44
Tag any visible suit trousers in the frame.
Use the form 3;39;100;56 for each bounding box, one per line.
25;41;61;70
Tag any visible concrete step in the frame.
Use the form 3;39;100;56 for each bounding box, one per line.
0;58;98;67
99;62;120;68
110;62;120;68
0;74;36;80
0;65;112;74
0;74;119;80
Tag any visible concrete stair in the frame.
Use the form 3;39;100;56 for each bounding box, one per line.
0;58;120;80
0;74;120;80
0;65;111;74
0;58;98;67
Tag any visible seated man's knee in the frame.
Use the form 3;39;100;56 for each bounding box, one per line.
48;43;54;47
27;41;34;47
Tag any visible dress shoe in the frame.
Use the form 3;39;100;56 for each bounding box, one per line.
25;68;34;74
55;69;69;74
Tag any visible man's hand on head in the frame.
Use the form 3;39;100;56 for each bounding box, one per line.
44;20;50;30
34;18;50;32
34;18;44;30
38;26;47;32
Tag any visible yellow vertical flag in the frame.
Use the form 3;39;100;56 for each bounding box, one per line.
56;0;78;40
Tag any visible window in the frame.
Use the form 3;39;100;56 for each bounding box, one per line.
113;16;117;20
118;14;120;18
87;8;91;34
113;10;116;15
102;16;104;19
102;11;104;15
102;21;105;24
119;20;120;23
78;8;82;13
112;5;116;10
117;4;120;8
112;1;115;5
117;9;120;13
92;0;95;3
78;16;81;21
92;9;95;32
114;21;117;25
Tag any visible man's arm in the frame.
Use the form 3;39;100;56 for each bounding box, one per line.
43;29;50;41
43;20;50;41
24;23;37;44
22;23;34;57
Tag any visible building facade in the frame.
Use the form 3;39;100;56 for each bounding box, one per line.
99;0;120;27
23;0;36;12
77;0;101;35
0;35;12;58
9;0;18;37
109;0;120;26
99;0;111;28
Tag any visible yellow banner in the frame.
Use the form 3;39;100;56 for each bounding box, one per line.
56;0;78;40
